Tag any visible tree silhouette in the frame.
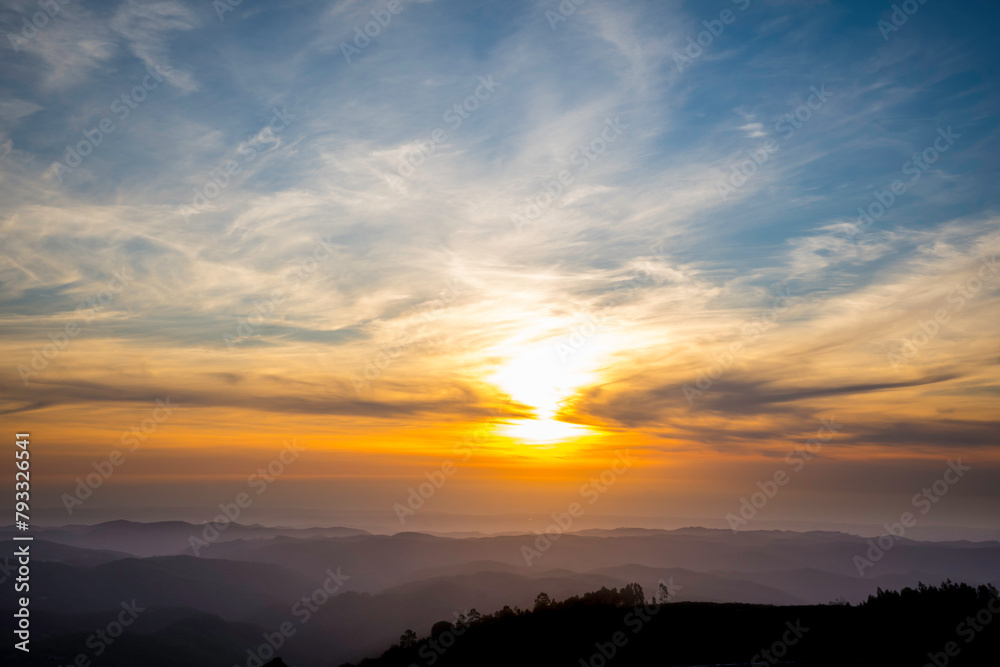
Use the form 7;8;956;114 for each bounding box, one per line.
534;592;552;610
399;629;417;648
621;583;644;607
431;621;454;638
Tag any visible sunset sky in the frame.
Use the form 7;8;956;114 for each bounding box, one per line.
1;0;998;532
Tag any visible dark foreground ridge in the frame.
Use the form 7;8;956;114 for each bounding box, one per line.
342;581;1000;667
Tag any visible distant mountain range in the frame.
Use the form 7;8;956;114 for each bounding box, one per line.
1;521;997;666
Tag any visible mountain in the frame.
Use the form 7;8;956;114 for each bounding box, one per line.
0;520;371;557
198;528;1000;593
4;556;315;620
5;522;998;666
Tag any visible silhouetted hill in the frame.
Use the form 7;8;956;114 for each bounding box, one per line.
345;581;1000;667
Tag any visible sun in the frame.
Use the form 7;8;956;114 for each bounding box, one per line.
490;344;600;445
500;417;593;445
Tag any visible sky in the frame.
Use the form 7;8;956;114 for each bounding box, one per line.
1;0;998;534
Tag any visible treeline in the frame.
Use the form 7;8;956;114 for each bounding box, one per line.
339;580;999;667
392;583;651;652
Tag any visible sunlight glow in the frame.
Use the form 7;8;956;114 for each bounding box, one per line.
491;341;603;445
501;417;594;444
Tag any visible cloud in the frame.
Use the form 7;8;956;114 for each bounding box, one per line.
0;98;43;121
3;2;117;87
0;373;493;420
110;0;200;92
